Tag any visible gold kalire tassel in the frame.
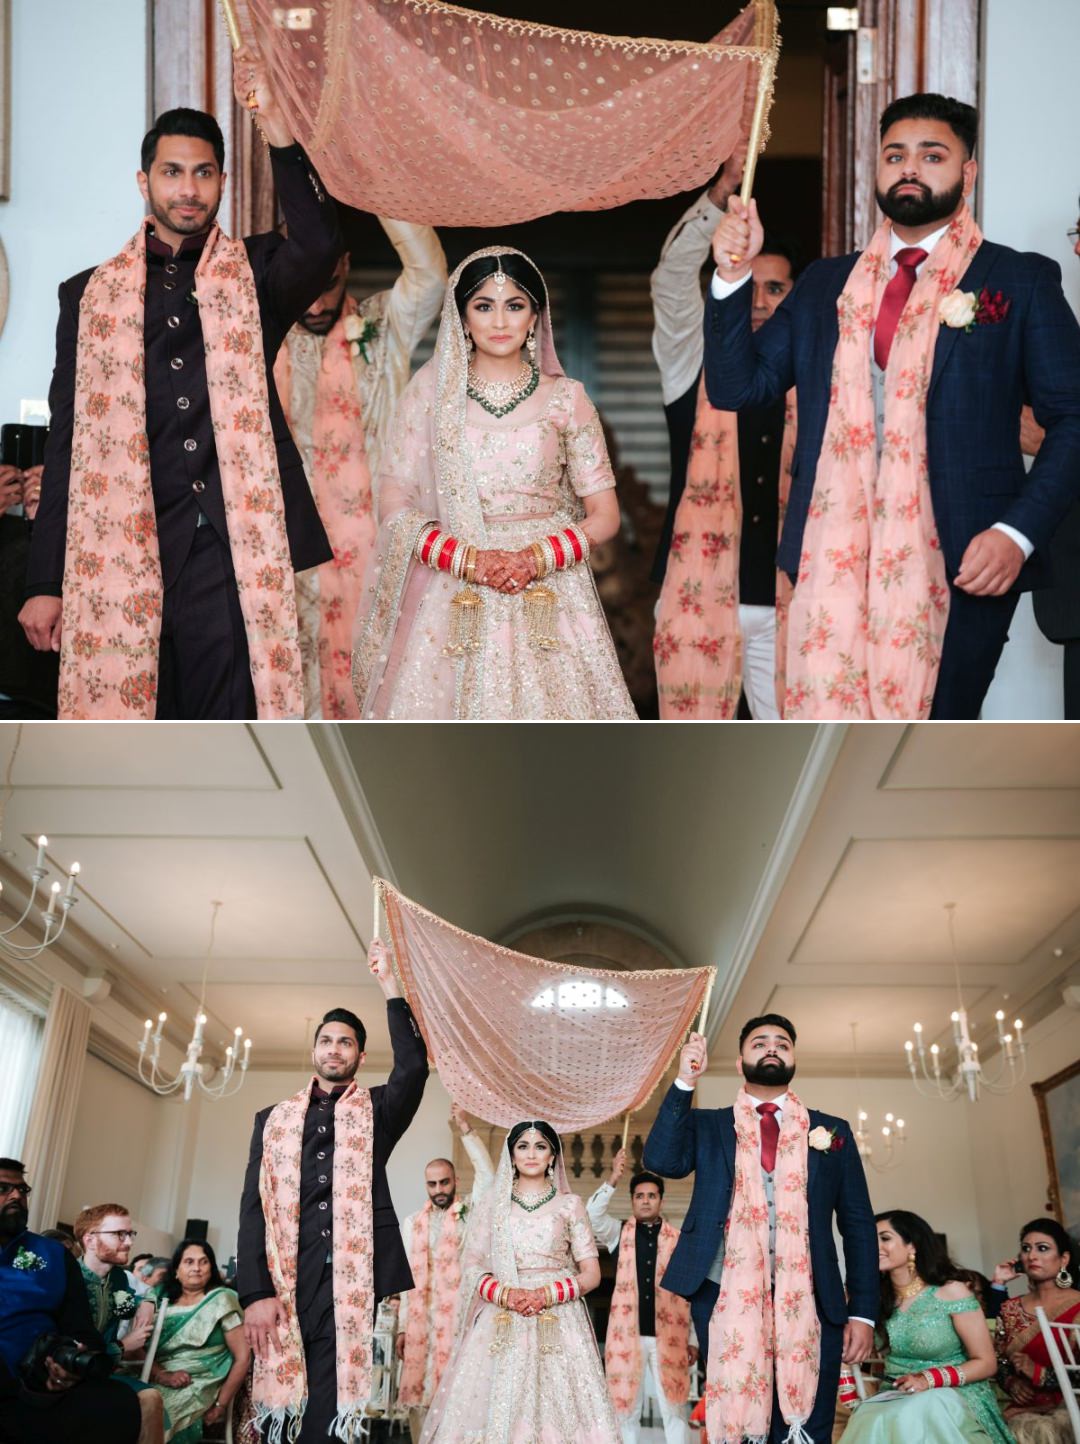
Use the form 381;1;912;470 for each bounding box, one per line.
523;583;559;651
537;1308;561;1356
489;1306;512;1355
443;586;483;657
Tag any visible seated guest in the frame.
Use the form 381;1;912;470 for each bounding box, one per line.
135;1256;171;1294
842;1210;1011;1444
74;1203;157;1363
147;1237;250;1442
131;1253;154;1279
0;1157;142;1444
993;1217;1080;1443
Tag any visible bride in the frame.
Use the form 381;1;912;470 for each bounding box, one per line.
351;247;637;719
419;1120;619;1444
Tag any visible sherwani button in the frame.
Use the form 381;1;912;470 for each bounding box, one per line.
167;315;181;329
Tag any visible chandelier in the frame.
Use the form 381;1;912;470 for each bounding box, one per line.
0;727;82;962
848;1023;906;1171
137;901;252;1101
904;903;1025;1102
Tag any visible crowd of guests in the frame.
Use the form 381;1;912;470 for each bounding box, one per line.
1;1154;1076;1444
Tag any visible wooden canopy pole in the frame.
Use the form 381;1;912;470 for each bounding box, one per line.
738;0;779;204
621;1112;631;1152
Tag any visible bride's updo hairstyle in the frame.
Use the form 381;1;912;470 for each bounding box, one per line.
454;253;548;318
506;1119;561;1158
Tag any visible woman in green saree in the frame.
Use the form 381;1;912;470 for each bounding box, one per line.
842;1210;1013;1444
148;1238;250;1443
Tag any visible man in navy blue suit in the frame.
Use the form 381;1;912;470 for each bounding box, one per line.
643;1014;877;1444
704;93;1080;719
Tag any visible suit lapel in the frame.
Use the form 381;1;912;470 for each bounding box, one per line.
807;1109;822;1195
927;241;1001;405
719;1107;736;1180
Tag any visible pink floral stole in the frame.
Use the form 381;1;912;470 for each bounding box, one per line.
256;1080;374;1444
706;1088;819;1444
58;218;303;719
399;1199;464;1406
654;375;796;718
605;1216;690;1416
274;294;375;720
785;205;983;719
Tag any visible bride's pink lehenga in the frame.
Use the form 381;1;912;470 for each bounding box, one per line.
420;1138;620;1444
351;247;636;721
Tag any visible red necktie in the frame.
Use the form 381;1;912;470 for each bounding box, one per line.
758;1102;780;1173
873;246;928;371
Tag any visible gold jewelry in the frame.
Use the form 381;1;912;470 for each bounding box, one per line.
896;1275;926;1302
529;541;549;579
526;326;537;362
728;251;741;265
246;89;259;111
1056;1265;1073;1288
492;261;508;293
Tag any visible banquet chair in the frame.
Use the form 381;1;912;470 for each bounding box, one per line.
1037;1305;1080;1437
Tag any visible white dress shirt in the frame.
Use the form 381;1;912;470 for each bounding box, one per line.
709;229;1032;559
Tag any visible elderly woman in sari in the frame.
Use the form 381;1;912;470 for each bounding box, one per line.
993;1217;1080;1444
147;1238;250;1443
351;247;636;720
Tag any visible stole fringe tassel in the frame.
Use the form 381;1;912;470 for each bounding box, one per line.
253;1403;304;1444
329;1404;371;1441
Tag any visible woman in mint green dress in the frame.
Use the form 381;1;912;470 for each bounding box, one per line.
843;1210;1013;1444
148;1238;251;1444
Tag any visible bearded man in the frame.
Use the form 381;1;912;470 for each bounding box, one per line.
706;92;1080;719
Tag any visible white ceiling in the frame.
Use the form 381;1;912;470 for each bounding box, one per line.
1;721;1077;1084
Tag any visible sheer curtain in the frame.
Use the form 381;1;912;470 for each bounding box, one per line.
0;991;44;1157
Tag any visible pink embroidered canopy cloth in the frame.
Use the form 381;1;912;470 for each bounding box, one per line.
232;0;778;227
378;880;714;1131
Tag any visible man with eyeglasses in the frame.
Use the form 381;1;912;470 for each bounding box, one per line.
0;1158;143;1443
73;1203;164;1440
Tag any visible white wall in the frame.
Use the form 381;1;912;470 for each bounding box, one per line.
979;0;1080;718
0;0;148;419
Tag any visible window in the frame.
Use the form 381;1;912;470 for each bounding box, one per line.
530;981;629;1011
0;992;44;1156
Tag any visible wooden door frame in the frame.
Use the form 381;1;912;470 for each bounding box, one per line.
824;0;980;253
149;0;275;237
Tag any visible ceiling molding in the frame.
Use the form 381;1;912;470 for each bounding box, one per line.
308;726;399;899
705;724;848;1047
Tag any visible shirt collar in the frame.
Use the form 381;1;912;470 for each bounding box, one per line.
311;1079;349;1101
888;223;949;264
746;1090;788;1112
145;225;211;260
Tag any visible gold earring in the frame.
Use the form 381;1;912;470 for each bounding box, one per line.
526;327;537;363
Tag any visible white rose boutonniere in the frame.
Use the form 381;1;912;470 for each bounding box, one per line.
112;1288;137;1319
342;313;379;363
939;289;978;329
808;1125;835;1152
451;1199;469;1222
12;1245;46;1272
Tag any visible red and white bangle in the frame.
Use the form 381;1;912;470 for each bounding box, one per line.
921;1365;965;1389
535;526;590;578
415;525;466;575
478;1274;500;1304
